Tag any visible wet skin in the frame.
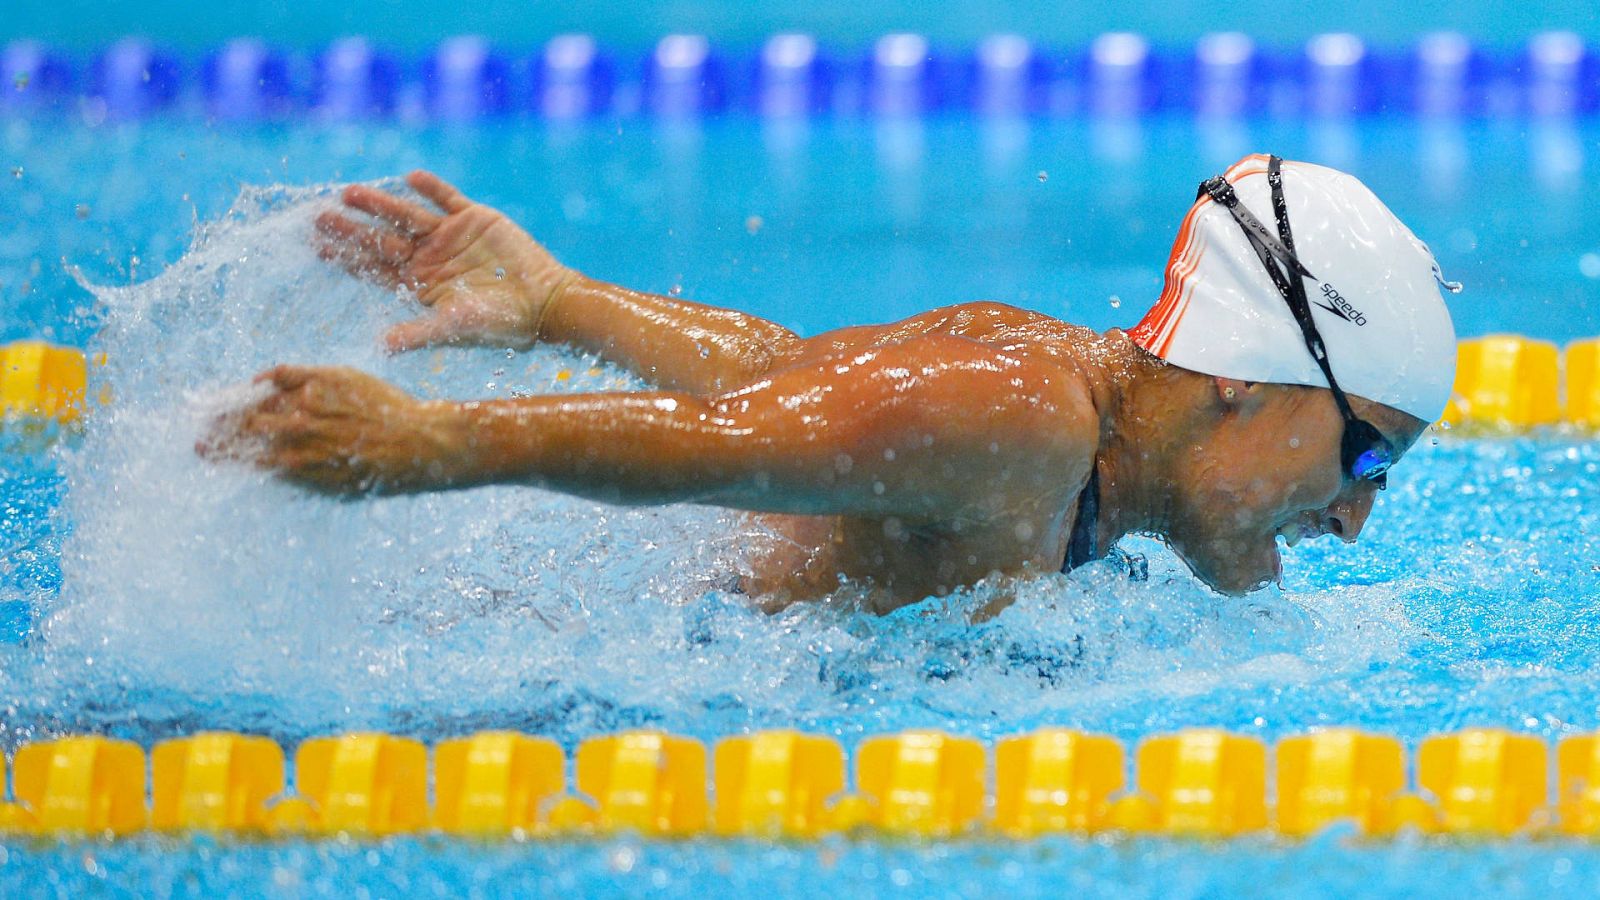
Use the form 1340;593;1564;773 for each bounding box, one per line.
200;171;1429;615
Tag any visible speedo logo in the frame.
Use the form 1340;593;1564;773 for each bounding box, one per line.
1313;282;1367;327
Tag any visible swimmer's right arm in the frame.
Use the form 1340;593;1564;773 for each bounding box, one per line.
317;171;800;393
214;338;1095;537
471;343;1092;525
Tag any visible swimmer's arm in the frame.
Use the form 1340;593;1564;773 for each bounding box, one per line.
539;275;803;394
317;172;801;393
430;336;1094;521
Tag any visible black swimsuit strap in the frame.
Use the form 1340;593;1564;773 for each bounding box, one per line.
1062;463;1099;572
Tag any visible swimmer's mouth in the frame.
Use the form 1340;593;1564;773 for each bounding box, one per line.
1275;522;1317;548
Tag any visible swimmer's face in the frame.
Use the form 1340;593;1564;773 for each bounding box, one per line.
1164;383;1428;595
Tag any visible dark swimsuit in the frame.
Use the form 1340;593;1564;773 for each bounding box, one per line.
1061;464;1099;573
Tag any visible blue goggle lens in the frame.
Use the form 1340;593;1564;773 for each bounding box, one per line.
1341;417;1395;488
1351;446;1392;481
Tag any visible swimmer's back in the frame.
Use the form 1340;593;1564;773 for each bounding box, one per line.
777;301;1093;377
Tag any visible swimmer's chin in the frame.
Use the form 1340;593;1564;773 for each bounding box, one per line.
1178;539;1283;596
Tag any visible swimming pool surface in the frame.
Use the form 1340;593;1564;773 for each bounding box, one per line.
3;112;1600;894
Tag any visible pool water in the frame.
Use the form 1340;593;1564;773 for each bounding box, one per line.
3;113;1600;895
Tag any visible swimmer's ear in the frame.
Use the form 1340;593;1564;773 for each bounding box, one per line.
1214;377;1268;414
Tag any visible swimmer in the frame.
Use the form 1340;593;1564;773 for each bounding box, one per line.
201;154;1457;614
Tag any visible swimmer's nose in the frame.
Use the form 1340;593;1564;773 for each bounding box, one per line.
1321;487;1376;543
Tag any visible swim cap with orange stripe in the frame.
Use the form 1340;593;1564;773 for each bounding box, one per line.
1129;154;1457;421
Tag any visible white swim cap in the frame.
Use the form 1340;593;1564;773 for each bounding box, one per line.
1129;154;1458;421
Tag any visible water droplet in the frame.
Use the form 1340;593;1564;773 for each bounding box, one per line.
504;348;515;358
697;344;710;359
1580;253;1600;280
608;845;637;874
1108;295;1121;309
9;167;20;179
668;284;683;297
1036;170;1048;182
494;267;506;280
74;203;90;220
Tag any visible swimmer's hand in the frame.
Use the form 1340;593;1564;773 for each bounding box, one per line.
315;170;577;353
198;365;467;496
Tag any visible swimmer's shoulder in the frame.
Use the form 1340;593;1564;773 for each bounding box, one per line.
995;329;1106;487
968;334;1102;492
888;301;1104;462
906;300;1061;338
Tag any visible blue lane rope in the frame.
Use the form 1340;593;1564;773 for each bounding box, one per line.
1;31;1598;122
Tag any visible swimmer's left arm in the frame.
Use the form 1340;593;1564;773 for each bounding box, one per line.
208;339;1095;522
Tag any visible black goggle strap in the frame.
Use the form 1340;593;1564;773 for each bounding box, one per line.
1197;166;1359;425
1264;156;1362;425
1202;159;1391;487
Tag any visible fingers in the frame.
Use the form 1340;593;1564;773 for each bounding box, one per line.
384;317;456;353
313;212;413;289
196;369;379;495
269;455;368;497
315;212;414;267
254;364;317;392
343;184;442;236
196;409;252;460
407;170;473;213
196;398;288;461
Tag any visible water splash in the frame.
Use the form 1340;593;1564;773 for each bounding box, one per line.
14;183;751;744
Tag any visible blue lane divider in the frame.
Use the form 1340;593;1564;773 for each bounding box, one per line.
1189;32;1268;118
534;34;614;119
756;33;831;117
1524;31;1600;117
866;33;948;115
423;36;512;120
1401;32;1490;117
314;37;399;120
970;34;1042;117
1301;33;1382;117
203;39;292;120
3;32;1598;122
645;34;726;117
1094;32;1167;116
0;41;73;113
89;38;181;120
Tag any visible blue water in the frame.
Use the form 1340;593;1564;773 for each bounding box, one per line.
5;118;1597;346
3;835;1600;898
8;0;1600;51
2;112;1600;895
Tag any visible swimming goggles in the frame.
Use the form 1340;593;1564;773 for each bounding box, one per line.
1196;155;1395;489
